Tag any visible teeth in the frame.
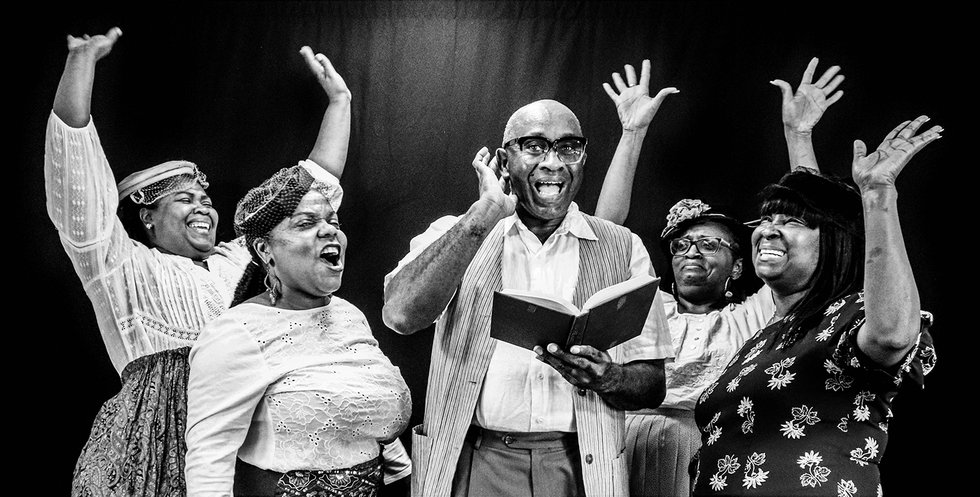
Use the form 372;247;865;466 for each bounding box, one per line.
189;222;210;230
323;247;339;256
535;181;563;196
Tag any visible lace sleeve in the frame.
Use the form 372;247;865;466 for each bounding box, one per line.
44;111;133;284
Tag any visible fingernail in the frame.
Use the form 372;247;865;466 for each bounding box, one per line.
570;346;580;354
548;344;558;353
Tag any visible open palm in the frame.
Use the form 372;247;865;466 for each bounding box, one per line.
603;59;678;132
852;115;943;190
772;57;844;134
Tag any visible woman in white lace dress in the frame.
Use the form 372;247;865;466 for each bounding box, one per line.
44;27;386;495
184;157;412;496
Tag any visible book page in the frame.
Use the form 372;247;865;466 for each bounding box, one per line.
498;289;581;315
581;274;657;310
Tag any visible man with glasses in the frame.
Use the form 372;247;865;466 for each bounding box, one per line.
382;96;674;497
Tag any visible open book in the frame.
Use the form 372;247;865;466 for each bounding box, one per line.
489;274;660;351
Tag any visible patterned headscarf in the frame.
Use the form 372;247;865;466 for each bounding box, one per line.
117;160;209;205
234;162;343;246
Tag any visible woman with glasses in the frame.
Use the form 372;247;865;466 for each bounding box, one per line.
692;116;939;495
594;58;844;496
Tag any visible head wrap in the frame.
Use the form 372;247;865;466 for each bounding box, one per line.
755;167;863;238
660;198;749;250
117;160;209;205
234;162;343;246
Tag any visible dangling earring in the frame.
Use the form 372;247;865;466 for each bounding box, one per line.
723;277;734;300
264;269;281;305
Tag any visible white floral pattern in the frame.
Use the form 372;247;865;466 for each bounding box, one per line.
709;454;740;491
741;452;769;489
742;339;768;365
726;364;757;392
824;358;854;392
797;450;831;488
779;404;820;439
765;357;797;390
694;293;937;496
852;391;875;422
817;314;840;342
837;478;858;497
737;397;755;434
849;437;880;467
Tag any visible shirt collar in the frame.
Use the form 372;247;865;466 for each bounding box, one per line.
503;202;598;241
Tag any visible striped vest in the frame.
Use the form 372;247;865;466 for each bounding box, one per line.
411;214;636;497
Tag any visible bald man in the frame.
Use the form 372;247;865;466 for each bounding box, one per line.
383;99;672;497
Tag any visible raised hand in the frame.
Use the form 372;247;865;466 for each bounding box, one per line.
66;27;123;62
771;57;844;135
473;147;516;217
603;59;678;132
300;46;351;102
852;115;943;191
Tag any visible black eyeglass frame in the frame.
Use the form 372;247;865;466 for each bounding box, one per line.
668;236;736;256
503;135;589;164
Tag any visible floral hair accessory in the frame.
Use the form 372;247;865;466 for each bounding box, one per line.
660;197;749;251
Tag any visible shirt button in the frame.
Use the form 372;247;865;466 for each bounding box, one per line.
535;417;544;424
577;388;587;396
538;373;545;380
585;454;593;464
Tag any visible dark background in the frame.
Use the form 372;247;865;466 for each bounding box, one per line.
18;1;962;494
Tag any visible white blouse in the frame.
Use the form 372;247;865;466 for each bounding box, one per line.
384;204;674;433
43;112;251;374
185;298;412;496
652;286;776;411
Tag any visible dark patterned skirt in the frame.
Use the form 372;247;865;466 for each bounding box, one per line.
71;347;191;497
234;456;383;497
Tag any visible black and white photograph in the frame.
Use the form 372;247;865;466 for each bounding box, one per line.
17;1;961;496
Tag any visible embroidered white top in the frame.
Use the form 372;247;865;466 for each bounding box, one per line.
652;286;776;411
185;298;412;495
43;112;251;374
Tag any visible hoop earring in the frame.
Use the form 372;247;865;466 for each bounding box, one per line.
724;277;734;300
264;269;281;305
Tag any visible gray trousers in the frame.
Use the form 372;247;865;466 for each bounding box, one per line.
451;426;586;497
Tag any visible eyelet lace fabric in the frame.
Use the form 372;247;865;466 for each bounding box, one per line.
188;297;411;479
44;114;251;373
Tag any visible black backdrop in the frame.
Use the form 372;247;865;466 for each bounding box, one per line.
17;1;962;494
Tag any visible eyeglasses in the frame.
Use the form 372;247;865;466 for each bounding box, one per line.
746;214;811;229
503;135;588;164
669;237;734;256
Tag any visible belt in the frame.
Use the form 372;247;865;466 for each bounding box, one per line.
466;425;578;450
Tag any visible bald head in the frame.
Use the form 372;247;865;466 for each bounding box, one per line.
502;99;583;145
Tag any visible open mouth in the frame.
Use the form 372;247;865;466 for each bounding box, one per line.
757;248;786;262
533;180;565;199
188;221;212;234
320;245;343;268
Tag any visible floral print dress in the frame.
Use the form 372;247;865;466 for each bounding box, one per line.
693;293;936;496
